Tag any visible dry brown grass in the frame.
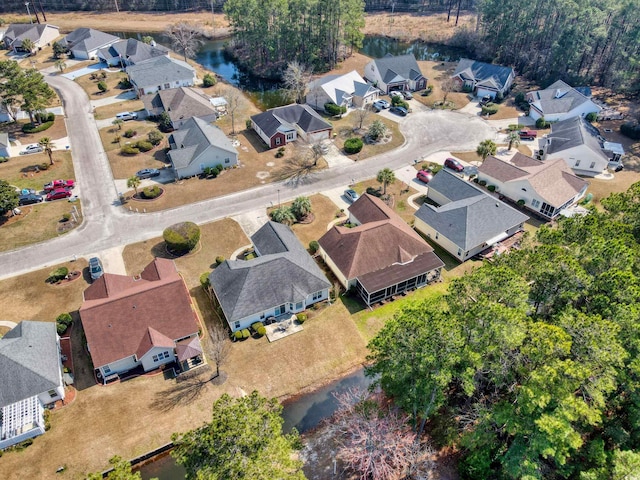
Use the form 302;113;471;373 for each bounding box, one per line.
0;259;89;322
363;12;476;42
0;150;74;190
75;71;130;100
353;179;419;224
2;117;68;148
414;60;471;109
332;114;405;160
94;99;145;120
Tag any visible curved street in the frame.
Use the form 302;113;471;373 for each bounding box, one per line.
0;77;495;280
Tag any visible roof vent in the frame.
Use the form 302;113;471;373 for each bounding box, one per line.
496;203;500;207
133;305;136;309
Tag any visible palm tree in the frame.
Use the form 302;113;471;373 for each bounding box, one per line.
38;137;55;165
54;59;67;73
291;196;312;221
127;175;141;196
507;132;521;151
20;38;35;55
376;168;396;196
271;206;295;225
112;119;124;131
476;139;497;161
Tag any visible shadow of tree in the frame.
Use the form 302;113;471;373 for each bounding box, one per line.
150;241;175;259
69;315;98;391
340;294;365;315
150;374;210;412
273;157;321;187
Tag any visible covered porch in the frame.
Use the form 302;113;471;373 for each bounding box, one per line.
175;336;206;374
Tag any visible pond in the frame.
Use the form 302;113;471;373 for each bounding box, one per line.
108;33;467;109
137;368;372;479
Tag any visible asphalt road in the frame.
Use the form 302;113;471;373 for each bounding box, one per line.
0;82;495;281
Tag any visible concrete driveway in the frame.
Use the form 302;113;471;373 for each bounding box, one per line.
61;62;108;80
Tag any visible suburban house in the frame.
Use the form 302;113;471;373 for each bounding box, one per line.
478;153;588;219
251;104;333;149
126;56;197;96
80;258;202;383
168;117;238;179
527;80;602;122
97;38;168;67
306;70;379;110
3;24;60;53
318;194;444;306
0;132;13;158
541;116;624;174
363;54;426;94
142;87;219;130
414;170;529;261
451;58;515;99
0;321;65;450
209;221;331;332
60;28;119;60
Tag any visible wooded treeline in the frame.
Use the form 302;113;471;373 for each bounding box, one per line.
468;0;640;93
223;0;365;77
367;184;640;479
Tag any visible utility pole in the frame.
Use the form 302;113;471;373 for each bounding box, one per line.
114;0;120;13
25;2;33;24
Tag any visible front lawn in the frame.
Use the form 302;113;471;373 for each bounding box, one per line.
94;99;145;120
351;178;420;224
75;70;131;100
329;113;405;160
2;116;68;148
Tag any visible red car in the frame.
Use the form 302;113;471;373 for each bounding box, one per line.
416;169;434;184
518;129;538;140
444;157;465;172
44;179;75;193
46;188;73;201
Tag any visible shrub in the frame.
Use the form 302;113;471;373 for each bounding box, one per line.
48;267;68;283
234;331;243;340
118;77;132;89
147;129;163;146
123;129;136;138
245;119;252;130
421;85;433;96
478;180;487;186
494;91;504;104
585;112;598;122
43;410;52;431
344;137;364;154
199;272;210;287
620;122;640;140
487;185;496;192
99;71;107;79
97;81;108;92
366;186;382;197
120;145;139;155
536;117;550;129
324;102;347;116
422;162;442;174
215;255;225;265
514;92;526;104
309;240;319;254
256;326;266;336
142;185;161;199
517;199;526;206
481;103;499;115
135;140;154;152
391;96;409;109
297;313;307;323
163;221;201;254
202;73;216;87
241;328;251;339
39;162;49;170
252;322;264;331
0;157;7;163
473;177;479;183
62;213;71;222
56;322;68;335
158;112;173;132
22;118;54;133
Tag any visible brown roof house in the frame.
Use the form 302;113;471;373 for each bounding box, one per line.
80;258;202;383
478;153;588;219
318;194;444;306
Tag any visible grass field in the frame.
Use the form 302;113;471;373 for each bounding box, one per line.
75;71;131;100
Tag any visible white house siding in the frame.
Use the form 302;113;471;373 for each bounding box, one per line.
306;89;334;110
529;101;601;122
414;217;468;260
137;77;195;96
36;385;64;407
0;145;11;158
363;63;383;91
99;355;138;377
251;121;274;146
175;145;238;179
544;145;608;174
305;288;329;307
140;346;175;372
426;188;458;207
318;246;353;289
0;397;45;450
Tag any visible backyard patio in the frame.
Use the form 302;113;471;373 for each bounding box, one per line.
265;314;303;342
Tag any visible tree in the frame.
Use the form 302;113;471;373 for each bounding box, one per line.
271;206;296;225
20;69;56;125
376;168;396;196
291;196;312;221
52;41;67;59
476;139;497;161
163;222;201;254
171;391;305;480
158;111;173;132
506;131;521;150
97;81;108;93
141;35;154;45
87;455;141;480
0;60;24;122
206;320;231;379
441;77;458;104
368;119;387;141
0;180;19;216
112;118;124;131
223;86;243;135
202;73;216;88
127;175;141;196
164;23;204;62
353;107;370;130
38;137;55;165
282;61;312;104
54;59;66;73
20;38;35;55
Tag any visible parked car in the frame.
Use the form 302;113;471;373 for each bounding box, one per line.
373;99;390;111
389;106;408;116
89;257;104;281
44;179;75;192
116;112;138;121
444;157;465;172
19;144;43;155
136;168;160;179
18;193;43;205
479;95;492;106
46;188;73;201
344;189;360;203
518;129;538;140
389;91;403;99
416;169;434;184
401;91;413;100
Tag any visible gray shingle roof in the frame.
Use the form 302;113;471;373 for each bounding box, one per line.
0;132;9;149
62;28;119;53
308;70;376;105
4;23;58;46
528;80;596;116
371;54;424;84
251;104;333;138
453;58;513;91
0;321;61;408
415;170;528;250
545;116;609;162
98;38;168;65
209;222;330;323
126;56;194;89
142;87;218;127
168;117;237;169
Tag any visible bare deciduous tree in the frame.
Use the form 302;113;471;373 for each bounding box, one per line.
283;61;313;104
441;77;459;104
164;23;204;62
353;107;371;131
206;321;231;379
222;86;243;135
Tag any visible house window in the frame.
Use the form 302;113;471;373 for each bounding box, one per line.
521;188;527;192
590;162;596;169
457;248;462;257
435;232;439;240
234;321;240;329
153;355;158;362
296;301;303;310
103;365;111;374
260;312;265;319
48;390;57;399
312;291;323;301
540;202;556;217
286;132;295;140
225;158;230;163
275;137;281;145
164;83;170;89
531;199;540;208
575;160;581;167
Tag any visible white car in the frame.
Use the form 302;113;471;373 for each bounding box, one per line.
389;91;403;99
116;112;138;121
344;189;360;203
19;144;44;155
372;100;390;111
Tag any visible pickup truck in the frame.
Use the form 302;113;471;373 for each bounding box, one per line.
44;179;75;192
518;129;538;139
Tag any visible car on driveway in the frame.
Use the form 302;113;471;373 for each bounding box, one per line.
18;193;43;205
389;91;403;99
444;157;465;172
89;257;104;281
46;188;73;201
401;91;413;100
44;179;75;192
344;189;360;203
136;168;161;179
416;169;434;184
19;144;43;155
116;112;138;121
479;95;492;106
389;106;408;116
373;99;390;111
